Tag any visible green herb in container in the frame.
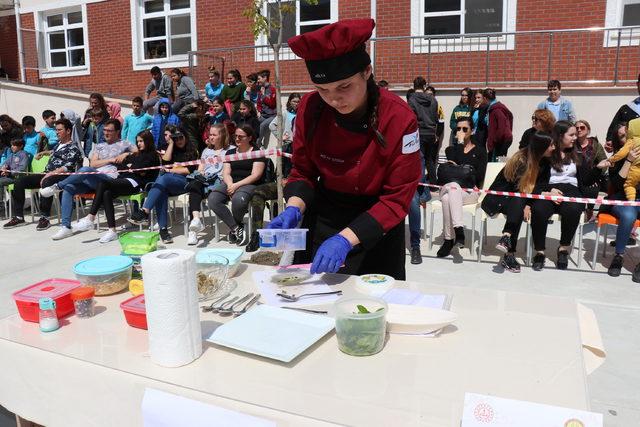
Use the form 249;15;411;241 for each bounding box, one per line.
334;296;388;356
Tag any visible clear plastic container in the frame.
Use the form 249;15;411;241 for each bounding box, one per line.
257;229;308;251
73;256;133;296
70;287;95;318
334;296;388;357
13;279;82;323
39;297;60;332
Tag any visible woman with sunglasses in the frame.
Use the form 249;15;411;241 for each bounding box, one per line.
575;119;608;222
208;124;266;245
128;125;199;243
519;109;555;150
436;117;487;258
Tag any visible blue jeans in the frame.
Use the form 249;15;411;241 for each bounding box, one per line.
59;167;113;227
143;172;188;229
611;205;640;254
408;152;429;248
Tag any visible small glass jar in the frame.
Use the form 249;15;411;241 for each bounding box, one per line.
39;297;60;332
71;287;95;318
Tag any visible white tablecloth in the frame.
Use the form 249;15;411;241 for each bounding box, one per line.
0;264;590;427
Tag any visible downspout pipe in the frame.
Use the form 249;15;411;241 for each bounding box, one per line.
14;0;26;82
370;0;376;75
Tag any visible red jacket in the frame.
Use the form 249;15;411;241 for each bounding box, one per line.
486;101;513;152
285;89;421;248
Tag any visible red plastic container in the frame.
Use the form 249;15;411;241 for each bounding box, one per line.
12;279;82;322
120;294;147;330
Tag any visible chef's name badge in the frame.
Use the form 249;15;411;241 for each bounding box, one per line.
402;130;420;154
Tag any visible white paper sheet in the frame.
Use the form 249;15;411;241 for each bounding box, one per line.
252;270;341;307
142;388;276;427
381;288;448;310
461;392;603;426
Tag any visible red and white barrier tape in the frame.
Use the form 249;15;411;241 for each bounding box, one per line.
419;182;640;207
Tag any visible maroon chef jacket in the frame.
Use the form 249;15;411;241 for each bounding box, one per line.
284;88;422;249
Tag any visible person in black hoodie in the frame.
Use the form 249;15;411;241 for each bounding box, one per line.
482;131;555;273
530;121;602;271
231;100;261;140
408;76;438;184
605;73;640;150
71;130;160;243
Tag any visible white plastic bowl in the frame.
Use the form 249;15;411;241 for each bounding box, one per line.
385;304;458;334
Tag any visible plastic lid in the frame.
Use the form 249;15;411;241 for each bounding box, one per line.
195;250;231;265
12;279;82;303
70;287;95;300
120;294;146;314
73;256;133;276
39;297;56;310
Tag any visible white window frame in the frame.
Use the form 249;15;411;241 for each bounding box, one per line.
604;0;640;47
410;0;517;54
37;5;91;78
255;0;338;62
129;0;198;71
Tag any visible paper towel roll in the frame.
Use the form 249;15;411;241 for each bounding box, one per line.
141;249;202;367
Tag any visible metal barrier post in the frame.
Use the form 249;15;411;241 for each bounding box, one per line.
547;32;554;82
485;36;490;86
427;37;432;84
613;29;622;86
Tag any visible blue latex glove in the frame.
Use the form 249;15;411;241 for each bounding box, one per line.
268;206;302;229
311;234;353;274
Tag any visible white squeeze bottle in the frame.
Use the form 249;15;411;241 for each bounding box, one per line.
39;297;60;332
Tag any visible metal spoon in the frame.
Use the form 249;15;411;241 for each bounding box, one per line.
210;296;239;314
281;306;328;315
219;293;254;316
201;292;231;312
276;290;342;302
232;294;261;316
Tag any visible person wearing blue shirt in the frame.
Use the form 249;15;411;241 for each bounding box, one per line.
21;115;41;158
204;68;224;102
122;96;153;144
40;110;59;149
536;80;577;123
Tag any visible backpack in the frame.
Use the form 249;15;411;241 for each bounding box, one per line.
263;158;276;183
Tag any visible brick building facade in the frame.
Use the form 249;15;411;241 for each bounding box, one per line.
1;0;639;99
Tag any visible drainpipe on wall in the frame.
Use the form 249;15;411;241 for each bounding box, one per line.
370;0;376;76
14;0;26;82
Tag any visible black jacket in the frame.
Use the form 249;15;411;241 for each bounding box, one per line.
607;102;640;142
408;92;438;137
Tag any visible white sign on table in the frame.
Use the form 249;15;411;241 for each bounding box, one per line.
252;270;341;307
461;393;603;426
142;388;276;427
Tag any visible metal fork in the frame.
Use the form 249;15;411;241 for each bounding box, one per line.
232;294;261;316
209;295;239;314
201;292;231;312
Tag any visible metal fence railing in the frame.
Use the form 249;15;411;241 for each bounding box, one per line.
189;26;640;91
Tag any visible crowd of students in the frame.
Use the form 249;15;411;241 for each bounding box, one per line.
2;68;640;280
404;74;640;282
0;66;300;251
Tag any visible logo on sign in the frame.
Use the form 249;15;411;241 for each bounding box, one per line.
474;403;495;423
564;419;585;427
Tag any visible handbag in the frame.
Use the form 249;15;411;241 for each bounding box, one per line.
436;162;476;188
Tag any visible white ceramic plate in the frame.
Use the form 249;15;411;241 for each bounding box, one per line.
207;305;335;362
386;304;458;335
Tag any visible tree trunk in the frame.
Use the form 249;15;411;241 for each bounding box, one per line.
274;0;285;213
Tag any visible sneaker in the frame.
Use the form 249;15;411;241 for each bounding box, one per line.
98;229;118;244
228;229;238;244
495;234;511;254
410;247;422;264
52;226;73;240
72;216;94;232
159;228;173;244
632;263;640;283
454;227;465;248
556;248;569;270
532;253;545;271
236;225;247;246
501;253;521;273
187;231;198;246
128;210;149;225
189;218;205;233
39;184;60;198
607;254;624;277
437;239;455;258
36;217;51;231
245;231;260;252
3;217;25;229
